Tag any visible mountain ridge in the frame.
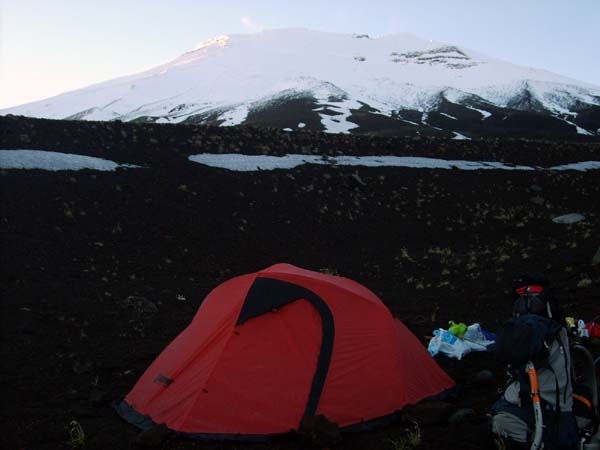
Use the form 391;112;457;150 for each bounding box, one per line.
3;28;599;138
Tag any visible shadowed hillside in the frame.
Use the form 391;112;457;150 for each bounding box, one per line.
1;115;599;450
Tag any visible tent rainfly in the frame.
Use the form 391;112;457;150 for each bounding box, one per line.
116;263;454;439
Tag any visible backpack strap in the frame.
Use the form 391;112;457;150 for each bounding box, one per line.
543;365;562;447
546;301;553;319
560;340;569;404
518;370;532;411
547;365;561;415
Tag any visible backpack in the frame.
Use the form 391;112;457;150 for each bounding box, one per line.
511;273;563;322
495;315;580;449
495;314;563;369
492;274;600;448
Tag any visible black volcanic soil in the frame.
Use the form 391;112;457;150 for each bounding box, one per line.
1;116;599;450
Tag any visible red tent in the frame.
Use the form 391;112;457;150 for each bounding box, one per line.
117;263;454;439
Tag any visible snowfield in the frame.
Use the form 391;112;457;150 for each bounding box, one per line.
2;29;599;135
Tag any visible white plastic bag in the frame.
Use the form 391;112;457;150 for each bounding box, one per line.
463;323;495;351
428;323;495;359
463;323;484;342
428;329;472;360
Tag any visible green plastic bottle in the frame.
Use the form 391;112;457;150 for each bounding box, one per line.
448;320;467;338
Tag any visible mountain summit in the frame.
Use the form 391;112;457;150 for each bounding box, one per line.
3;28;599;137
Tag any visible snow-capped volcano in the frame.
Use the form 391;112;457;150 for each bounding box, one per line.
3;29;599;137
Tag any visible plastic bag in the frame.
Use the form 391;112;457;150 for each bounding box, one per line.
428;323;495;359
463;323;495;351
428;329;472;360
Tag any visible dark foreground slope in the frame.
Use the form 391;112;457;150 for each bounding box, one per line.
1;116;599;450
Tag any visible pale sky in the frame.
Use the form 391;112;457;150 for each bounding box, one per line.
1;0;598;109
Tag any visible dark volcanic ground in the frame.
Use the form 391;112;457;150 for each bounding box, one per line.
1;116;599;450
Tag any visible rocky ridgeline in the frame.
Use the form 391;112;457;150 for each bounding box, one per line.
1;115;599;167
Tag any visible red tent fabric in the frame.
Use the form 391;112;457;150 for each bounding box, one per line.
117;263;454;438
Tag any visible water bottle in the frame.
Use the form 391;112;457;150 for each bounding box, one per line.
578;319;589;339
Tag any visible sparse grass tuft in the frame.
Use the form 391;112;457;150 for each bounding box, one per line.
319;267;339;276
493;436;507;450
406;422;421;448
66;420;86;448
386;422;421;450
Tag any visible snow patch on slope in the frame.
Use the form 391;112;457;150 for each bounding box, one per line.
452;132;471;140
318;99;362;133
0;150;141;171
189;153;600;172
465;106;492;119
557;117;593;135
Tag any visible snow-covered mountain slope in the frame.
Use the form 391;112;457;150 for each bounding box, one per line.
3;29;600;137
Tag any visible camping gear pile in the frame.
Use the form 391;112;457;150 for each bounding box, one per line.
115;265;599;449
427;321;495;360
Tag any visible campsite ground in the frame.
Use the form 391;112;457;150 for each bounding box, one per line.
1;115;599;450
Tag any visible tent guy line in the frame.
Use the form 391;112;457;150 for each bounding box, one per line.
1;149;599;172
